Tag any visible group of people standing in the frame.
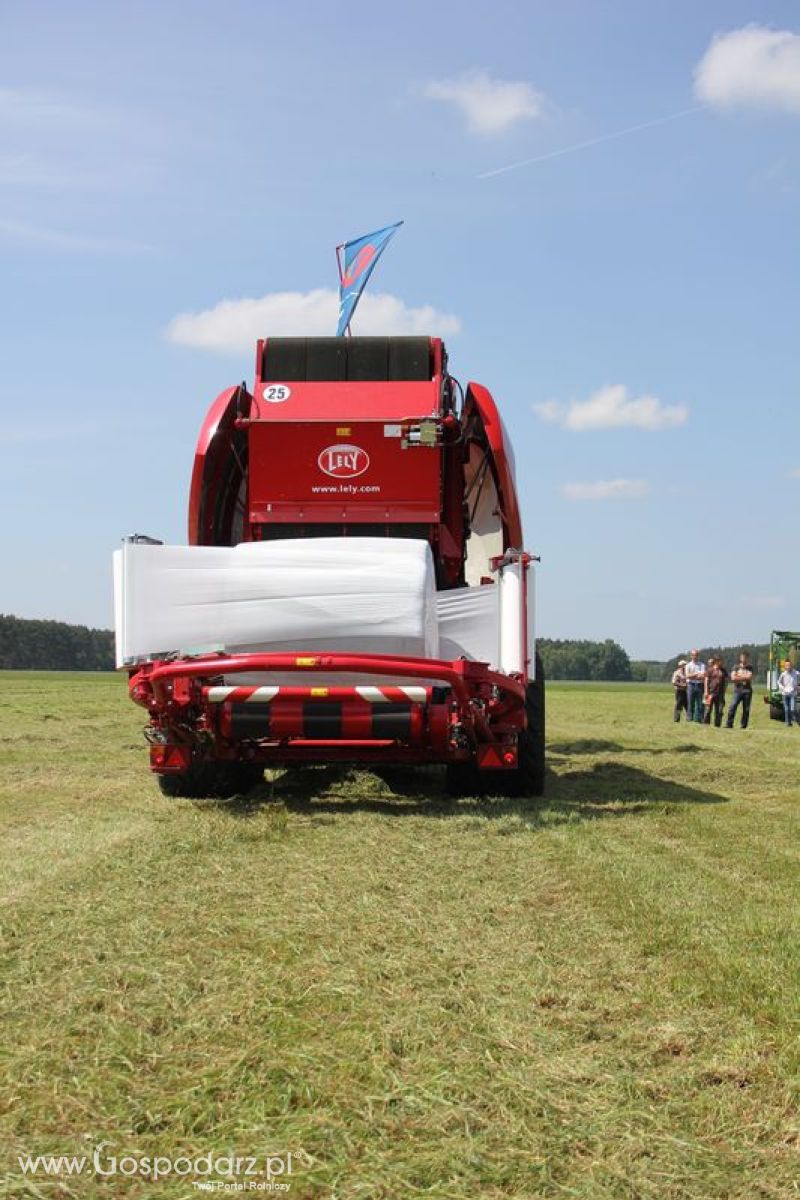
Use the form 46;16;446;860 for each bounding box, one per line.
672;650;754;728
672;649;800;728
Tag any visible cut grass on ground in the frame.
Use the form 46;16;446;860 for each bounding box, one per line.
0;672;798;1198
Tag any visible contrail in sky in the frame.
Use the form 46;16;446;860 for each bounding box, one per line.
478;107;701;179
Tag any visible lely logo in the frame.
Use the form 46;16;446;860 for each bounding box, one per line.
318;444;370;479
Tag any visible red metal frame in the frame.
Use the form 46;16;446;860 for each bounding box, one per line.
144;651;522;702
188;384;252;545
463;383;523;550
129;651;527;774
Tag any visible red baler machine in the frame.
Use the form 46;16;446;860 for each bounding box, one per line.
125;336;544;798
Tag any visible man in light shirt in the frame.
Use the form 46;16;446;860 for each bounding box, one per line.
671;659;688;722
685;649;706;724
777;659;799;728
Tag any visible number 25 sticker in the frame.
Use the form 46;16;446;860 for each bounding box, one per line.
263;384;292;403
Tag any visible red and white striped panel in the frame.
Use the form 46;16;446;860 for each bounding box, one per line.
207;685;280;703
354;686;427;703
205;685;428;704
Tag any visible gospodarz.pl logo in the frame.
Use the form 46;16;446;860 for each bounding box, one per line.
18;1146;302;1191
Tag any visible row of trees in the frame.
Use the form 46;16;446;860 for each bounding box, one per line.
538;642;770;683
0;615;115;671
537;638;632;681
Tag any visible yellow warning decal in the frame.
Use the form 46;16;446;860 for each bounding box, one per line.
336;426;351;436
310;687;329;696
296;657;317;667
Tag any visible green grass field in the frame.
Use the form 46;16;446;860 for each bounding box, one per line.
1;672;798;1199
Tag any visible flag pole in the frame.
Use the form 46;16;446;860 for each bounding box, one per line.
335;242;352;337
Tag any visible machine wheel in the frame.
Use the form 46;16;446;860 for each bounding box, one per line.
769;702;785;722
444;758;482;799
158;762;264;800
503;658;546;799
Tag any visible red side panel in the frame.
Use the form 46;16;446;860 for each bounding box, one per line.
247;338;446;530
251;379;440;422
248;419;441;525
463;382;523;549
188;385;251;545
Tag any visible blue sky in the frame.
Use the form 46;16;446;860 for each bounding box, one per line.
1;0;798;658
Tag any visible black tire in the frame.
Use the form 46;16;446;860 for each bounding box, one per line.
769;702;785;722
158;762;264;800
524;660;546;795
444;758;482;798
502;659;546;799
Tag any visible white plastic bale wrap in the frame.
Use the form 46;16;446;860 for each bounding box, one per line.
497;561;535;676
435;586;499;668
113;537;438;669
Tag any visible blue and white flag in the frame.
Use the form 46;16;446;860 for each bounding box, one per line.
336;221;403;336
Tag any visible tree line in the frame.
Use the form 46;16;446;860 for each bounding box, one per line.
0;615;115;671
537;638;632;681
537;641;770;683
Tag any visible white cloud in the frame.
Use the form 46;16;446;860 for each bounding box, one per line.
166;289;461;353
789;468;800;479
532;399;562;423
561;479;649;501
694;25;800;114
534;384;688;432
422;70;546;135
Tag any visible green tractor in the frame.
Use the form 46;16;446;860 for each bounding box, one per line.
765;630;800;721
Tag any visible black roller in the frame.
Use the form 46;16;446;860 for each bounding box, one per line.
388;337;431;380
303;702;342;738
306;338;347;381
229;703;271;739
261;336;433;383
347;338;389;381
370;703;412;739
261;338;308;381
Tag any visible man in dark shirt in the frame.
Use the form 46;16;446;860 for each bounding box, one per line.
703;656;728;727
726;652;754;729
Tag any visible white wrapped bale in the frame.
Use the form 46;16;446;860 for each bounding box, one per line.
113;537;438;668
